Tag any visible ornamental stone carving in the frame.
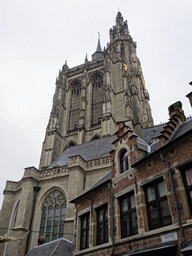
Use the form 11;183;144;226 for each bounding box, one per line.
104;85;112;102
43;190;66;207
130;82;138;96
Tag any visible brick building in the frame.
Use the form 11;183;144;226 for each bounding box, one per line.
0;12;191;256
71;102;192;256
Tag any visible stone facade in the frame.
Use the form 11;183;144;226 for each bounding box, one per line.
39;11;153;170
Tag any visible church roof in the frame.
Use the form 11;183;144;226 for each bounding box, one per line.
26;238;73;256
48;135;116;169
143;124;165;144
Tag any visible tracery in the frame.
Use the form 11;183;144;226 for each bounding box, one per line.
39;189;66;242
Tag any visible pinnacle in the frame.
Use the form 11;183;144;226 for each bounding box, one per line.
96;36;102;52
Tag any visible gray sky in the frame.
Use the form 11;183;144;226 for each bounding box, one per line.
0;0;192;207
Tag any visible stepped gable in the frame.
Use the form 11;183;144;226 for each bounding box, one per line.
165;117;192;144
132;116;192;167
158;101;186;146
48;135;116;169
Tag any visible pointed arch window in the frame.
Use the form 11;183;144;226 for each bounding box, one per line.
39;189;66;243
92;74;104;125
11;200;20;229
69;81;81;131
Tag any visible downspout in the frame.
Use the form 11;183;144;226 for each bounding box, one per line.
73;205;78;251
109;181;115;256
160;152;187;248
25;186;41;254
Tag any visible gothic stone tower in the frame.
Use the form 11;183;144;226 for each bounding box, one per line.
39;12;153;170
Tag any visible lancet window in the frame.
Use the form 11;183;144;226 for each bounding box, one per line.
69;81;81;130
39;189;66;242
92;74;104;125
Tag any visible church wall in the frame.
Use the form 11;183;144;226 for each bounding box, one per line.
85;167;110;191
0;190;16;255
52;132;63;163
2;177;38;256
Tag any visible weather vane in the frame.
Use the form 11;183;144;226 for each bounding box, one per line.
98;32;100;38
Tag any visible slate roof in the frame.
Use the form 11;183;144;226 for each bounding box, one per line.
143;124;165;144
71;171;111;203
132;117;192;167
165;117;192;144
48;135;116;169
26;238;73;256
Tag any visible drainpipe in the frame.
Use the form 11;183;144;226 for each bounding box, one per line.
160;152;187;248
25;186;41;254
109;182;115;256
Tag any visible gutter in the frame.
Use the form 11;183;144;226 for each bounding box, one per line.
109;182;115;256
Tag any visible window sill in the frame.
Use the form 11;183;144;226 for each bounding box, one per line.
115;224;176;245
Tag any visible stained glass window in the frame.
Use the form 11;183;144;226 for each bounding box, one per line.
39;190;66;242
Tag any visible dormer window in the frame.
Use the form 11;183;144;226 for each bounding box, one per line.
120;149;129;173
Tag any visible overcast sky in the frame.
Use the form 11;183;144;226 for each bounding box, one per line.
0;0;192;207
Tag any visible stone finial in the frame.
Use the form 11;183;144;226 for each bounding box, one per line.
85;53;88;62
62;60;69;74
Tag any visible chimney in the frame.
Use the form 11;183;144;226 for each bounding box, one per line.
186;92;192;107
168;101;186;123
158;101;186;147
186;81;192;108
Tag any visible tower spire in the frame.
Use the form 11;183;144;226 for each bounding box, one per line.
92;33;104;60
96;32;102;52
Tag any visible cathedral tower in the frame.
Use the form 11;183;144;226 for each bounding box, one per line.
39;12;153;170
